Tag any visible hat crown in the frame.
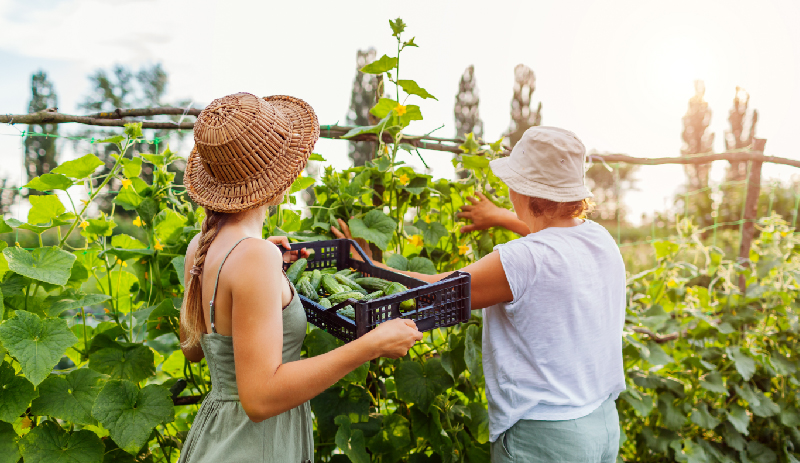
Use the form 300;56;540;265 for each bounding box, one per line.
510;126;586;188
184;92;319;213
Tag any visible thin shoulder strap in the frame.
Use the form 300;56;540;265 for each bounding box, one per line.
209;237;252;334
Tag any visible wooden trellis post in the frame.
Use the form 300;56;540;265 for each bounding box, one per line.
738;138;767;294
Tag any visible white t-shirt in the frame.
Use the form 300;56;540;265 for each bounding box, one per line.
482;219;626;442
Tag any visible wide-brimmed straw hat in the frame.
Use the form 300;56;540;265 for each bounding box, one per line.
184;92;319;213
490;126;593;202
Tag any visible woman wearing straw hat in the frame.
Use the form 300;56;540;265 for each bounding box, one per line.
333;126;626;463
177;92;422;463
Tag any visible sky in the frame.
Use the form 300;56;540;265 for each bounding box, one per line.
1;0;799;224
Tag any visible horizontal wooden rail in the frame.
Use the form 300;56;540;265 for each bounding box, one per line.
3;108;799;167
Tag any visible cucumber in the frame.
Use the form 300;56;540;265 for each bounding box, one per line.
320;267;337;275
334;274;368;295
285;258;308;285
297;280;319;301
364;290;383;300
355;277;391;292
321;274;346;295
337;306;355;319
384;282;415;311
319;298;332;309
335;269;353;276
296;275;310;287
329;291;364;304
310;270;322;291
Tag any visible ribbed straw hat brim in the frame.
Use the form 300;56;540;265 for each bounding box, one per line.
184;93;319;213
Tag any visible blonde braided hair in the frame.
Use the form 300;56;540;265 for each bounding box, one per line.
180;209;227;348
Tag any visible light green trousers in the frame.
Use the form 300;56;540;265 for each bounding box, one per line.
491;396;620;463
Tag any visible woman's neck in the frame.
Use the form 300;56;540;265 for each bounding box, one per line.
221;205;269;238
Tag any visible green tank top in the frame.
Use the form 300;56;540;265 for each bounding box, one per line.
178;238;313;463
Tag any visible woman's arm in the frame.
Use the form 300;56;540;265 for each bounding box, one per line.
232;240;422;423
458;192;530;236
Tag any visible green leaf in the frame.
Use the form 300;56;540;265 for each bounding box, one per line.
389;17;406;36
726;404;749;435
360;54;398;74
466;402;490;444
657;392;686;430
121;157;142;178
348;210;396;251
397;80;437;100
334;415;370;463
289;176;315;194
0;361;37;423
0;421;20;463
780;406;800;427
80;215;117;241
113;179;144;210
172;256;185;288
311;386;370;441
3;246;77;285
309;153;326;161
727;347;756;381
413;220;448;248
747;441;777;463
96;135;124;145
369;98;402;120
0;217;12;234
699;372;727;395
0;311;77;386
748;388;780;418
89;345;155;382
464;324;482;380
91;381;174;454
690;403;721;430
124;122;143;139
19;421;104;463
395;358;454;411
341;113;394;140
459;133;482;155
720;421;746;451
460;154;489;169
386;254;408;271
154;209;187;244
52;154;104;180
30;368;105;425
408;257;436;275
28;195;66;225
621;390;654;417
46;294;111;317
645;341;674;366
654;240;680;259
367;414;411;461
24;174;73;191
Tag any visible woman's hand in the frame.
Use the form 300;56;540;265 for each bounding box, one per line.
456;192;515;233
330;219;373;262
365;318;423;359
266;236;309;263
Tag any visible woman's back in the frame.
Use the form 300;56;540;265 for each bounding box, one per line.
178;237;314;463
482;219;626;442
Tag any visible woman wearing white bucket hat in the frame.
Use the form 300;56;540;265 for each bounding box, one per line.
334;126;626;462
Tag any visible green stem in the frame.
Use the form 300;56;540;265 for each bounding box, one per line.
59;141;127;248
80;306;89;361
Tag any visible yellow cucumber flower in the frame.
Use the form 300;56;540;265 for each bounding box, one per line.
79;221;89;229
133;216;142;227
398;174;410;185
394;104;407;116
121;178;132;189
154;240;164;251
458;245;469;255
408;235;424;247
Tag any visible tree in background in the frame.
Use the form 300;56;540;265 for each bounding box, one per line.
453;65;484;178
346;48;381;167
508;64;542;148
77;63;192;213
724;87;758;182
680;80;715;228
24;71;59;194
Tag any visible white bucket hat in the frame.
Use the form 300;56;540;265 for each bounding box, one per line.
489;126;593;202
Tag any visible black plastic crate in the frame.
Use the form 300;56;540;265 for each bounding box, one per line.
283;239;471;342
